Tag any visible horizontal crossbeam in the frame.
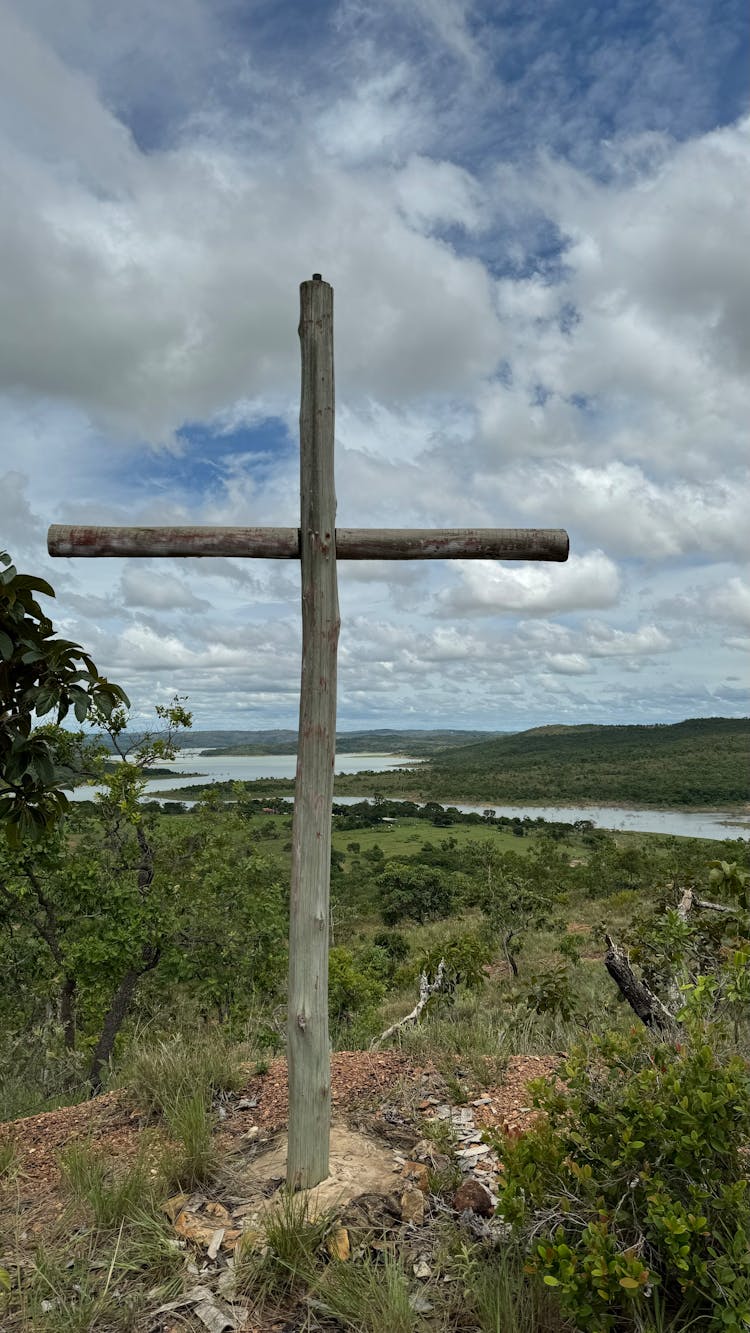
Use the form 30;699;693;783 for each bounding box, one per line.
48;525;569;561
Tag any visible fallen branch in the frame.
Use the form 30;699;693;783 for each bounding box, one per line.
677;887;737;918
604;935;676;1031
371;959;447;1048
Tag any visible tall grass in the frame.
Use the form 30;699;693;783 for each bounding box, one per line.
118;1030;244;1115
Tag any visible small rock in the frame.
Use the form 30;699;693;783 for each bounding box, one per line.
174;1211;223;1248
327;1227;351;1261
400;1188;425;1226
453;1179;495;1217
207;1228;225;1260
411;1139;434;1162
409;1291;434;1314
401;1161;430;1192
413;1255;432;1280
237;1097;257;1110
162;1192;191;1222
241;1126;260;1143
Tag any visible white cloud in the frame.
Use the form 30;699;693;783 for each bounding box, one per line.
498;462;750;560
120;566;211;612
0;5;747;729
545;653;591;675
585;622;672;657
437;551;620;617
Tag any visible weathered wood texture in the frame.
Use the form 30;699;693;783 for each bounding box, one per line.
48;525;569;561
286;277;339;1189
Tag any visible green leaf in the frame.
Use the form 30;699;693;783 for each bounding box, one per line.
542;1275;560;1286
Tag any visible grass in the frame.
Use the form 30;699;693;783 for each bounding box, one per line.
313;1252;419;1332
454;1239;571;1332
0;1138;19;1180
4;1148;185;1333
160;1088;219;1189
60;1143;155;1230
118;1029;244;1115
233;1188;333;1309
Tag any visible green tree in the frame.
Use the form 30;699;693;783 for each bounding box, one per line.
466;840;559;976
0;550;127;841
375;860;456;925
0;699;193;1090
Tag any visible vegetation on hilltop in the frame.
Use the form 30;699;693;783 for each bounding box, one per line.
421;717;750;808
96;727;504;757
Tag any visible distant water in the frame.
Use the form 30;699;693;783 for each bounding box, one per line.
69;751;749;842
69;750;421;802
375;800;749;842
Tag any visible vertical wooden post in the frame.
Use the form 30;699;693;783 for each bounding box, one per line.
287;275;339;1189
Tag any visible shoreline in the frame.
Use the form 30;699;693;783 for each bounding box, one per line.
148;779;750;822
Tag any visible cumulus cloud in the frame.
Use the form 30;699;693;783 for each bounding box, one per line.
437;551;620;617
120;566;211;613
584;622;672;657
0;3;747;728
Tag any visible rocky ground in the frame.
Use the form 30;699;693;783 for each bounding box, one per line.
0;1051;559;1332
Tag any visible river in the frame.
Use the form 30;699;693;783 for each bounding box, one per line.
69;751;749;841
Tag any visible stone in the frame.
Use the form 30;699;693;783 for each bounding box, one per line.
207;1228;225;1260
400;1188;425;1226
453;1179;495;1217
161;1192;191;1223
327;1227;351;1261
401;1161;430;1192
174;1211;223;1249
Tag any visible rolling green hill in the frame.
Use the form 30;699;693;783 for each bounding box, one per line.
422;717;750;808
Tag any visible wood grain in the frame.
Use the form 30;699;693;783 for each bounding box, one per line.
286;276;338;1189
48;526;569;562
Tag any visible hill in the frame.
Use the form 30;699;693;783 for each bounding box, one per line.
422;716;750;808
99;728;505;756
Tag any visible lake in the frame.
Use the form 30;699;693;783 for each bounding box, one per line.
69;751;750;841
69;751;420;801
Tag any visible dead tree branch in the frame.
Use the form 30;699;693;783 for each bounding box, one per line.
604;935;676;1031
371;959;447;1048
604;888;741;1029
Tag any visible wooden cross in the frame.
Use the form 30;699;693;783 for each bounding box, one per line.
48;275;569;1188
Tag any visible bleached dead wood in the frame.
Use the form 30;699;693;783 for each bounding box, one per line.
371;959;447;1048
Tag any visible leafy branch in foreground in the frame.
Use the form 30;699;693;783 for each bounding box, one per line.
0;550;128;842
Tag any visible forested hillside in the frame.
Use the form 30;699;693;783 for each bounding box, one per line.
423;716;750;807
99;728;503;756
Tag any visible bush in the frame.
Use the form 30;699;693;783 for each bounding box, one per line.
328;947;385;1026
375;860;456;925
495;1016;750;1331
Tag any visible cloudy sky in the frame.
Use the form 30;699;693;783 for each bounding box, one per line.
1;0;749;733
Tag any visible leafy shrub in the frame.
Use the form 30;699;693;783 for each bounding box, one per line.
328;946;385;1025
524;964;581;1024
372;929;410;963
375;860;456;925
494;1014;750;1331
